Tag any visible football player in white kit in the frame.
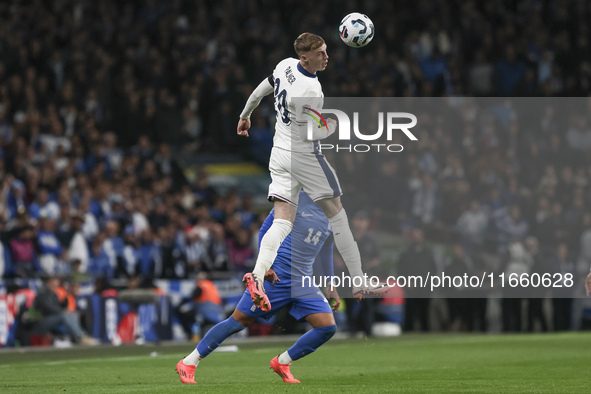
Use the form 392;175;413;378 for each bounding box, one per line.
237;33;381;310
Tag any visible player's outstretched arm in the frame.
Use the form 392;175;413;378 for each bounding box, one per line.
586;272;591;296
237;76;274;137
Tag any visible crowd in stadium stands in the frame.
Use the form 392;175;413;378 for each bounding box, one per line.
1;0;591;334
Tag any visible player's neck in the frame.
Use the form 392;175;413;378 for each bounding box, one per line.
298;61;317;76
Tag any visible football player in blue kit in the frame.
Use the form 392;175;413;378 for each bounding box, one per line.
176;191;339;384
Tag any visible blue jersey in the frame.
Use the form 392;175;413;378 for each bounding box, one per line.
236;190;334;321
258;191;334;288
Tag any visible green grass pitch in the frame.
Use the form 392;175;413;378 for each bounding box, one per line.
1;332;590;393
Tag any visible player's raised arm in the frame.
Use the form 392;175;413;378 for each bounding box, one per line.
237;76;275;137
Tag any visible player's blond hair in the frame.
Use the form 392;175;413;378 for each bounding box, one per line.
294;33;325;56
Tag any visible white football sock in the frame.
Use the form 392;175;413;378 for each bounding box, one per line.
328;209;364;280
184;348;203;366
278;351;293;365
253;219;293;278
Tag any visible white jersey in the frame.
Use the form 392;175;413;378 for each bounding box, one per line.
271;58;324;153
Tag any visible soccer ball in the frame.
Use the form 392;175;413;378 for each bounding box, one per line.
338;13;375;47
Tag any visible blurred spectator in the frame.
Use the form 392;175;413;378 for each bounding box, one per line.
456;200;488;254
496;206;529;253
7;180;26;219
28;188;59;221
238;195;257;229
32;277;98;346
158;225;185;279
468;51;494;96
445;244;474;332
37;210;66;275
137;229;159;277
68;211;89;272
7;222;38;277
495;45;527;96
120;226;139;277
88;233;111;279
203;223;231;273
79;198;99;241
185;226;207;275
192;169;217;207
525;237;548;332
501;239;533;332
535;202;567;246
579;213;591;269
176;275;223;339
551;243;575;331
103;220;124;276
345;210;381;337
411;173;439;226
227;228;254;273
397;229;436;332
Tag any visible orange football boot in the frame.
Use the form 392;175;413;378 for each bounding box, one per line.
243;273;271;312
175;359;197;384
270;356;300;383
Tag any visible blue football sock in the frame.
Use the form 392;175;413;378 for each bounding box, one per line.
287;325;337;361
196;317;245;358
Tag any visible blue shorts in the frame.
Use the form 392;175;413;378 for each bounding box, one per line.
236;282;332;321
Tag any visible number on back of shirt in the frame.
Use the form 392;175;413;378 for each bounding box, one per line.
304;228;322;245
274;78;290;125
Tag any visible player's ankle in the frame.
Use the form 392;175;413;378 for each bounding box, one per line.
278;351;293;365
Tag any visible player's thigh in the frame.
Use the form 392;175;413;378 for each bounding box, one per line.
273;199;297;222
305;312;336;328
268;148;302;207
292;152;342;203
236;286;293;321
290;294;333;322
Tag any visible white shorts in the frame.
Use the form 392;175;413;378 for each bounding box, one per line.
267;147;343;206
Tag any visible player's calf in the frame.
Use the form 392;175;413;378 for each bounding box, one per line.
272;324;337;383
177;316;246;384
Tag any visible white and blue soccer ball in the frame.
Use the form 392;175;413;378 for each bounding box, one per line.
339;13;375;48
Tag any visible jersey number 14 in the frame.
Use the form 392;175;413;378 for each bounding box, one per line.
304;228;322;245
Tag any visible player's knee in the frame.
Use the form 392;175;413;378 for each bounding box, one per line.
316;324;337;341
317;198;342;218
239;318;254;328
231;310;255;327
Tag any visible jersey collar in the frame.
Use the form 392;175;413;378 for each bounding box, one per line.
297;62;317;78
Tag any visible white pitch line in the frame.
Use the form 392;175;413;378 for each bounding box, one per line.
43;353;181;366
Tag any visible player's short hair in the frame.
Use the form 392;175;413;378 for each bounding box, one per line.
294;33;325;56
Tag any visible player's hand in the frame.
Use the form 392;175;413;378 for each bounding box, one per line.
237;118;251;137
326;117;337;132
264;268;280;285
326;287;340;312
586;272;591;296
